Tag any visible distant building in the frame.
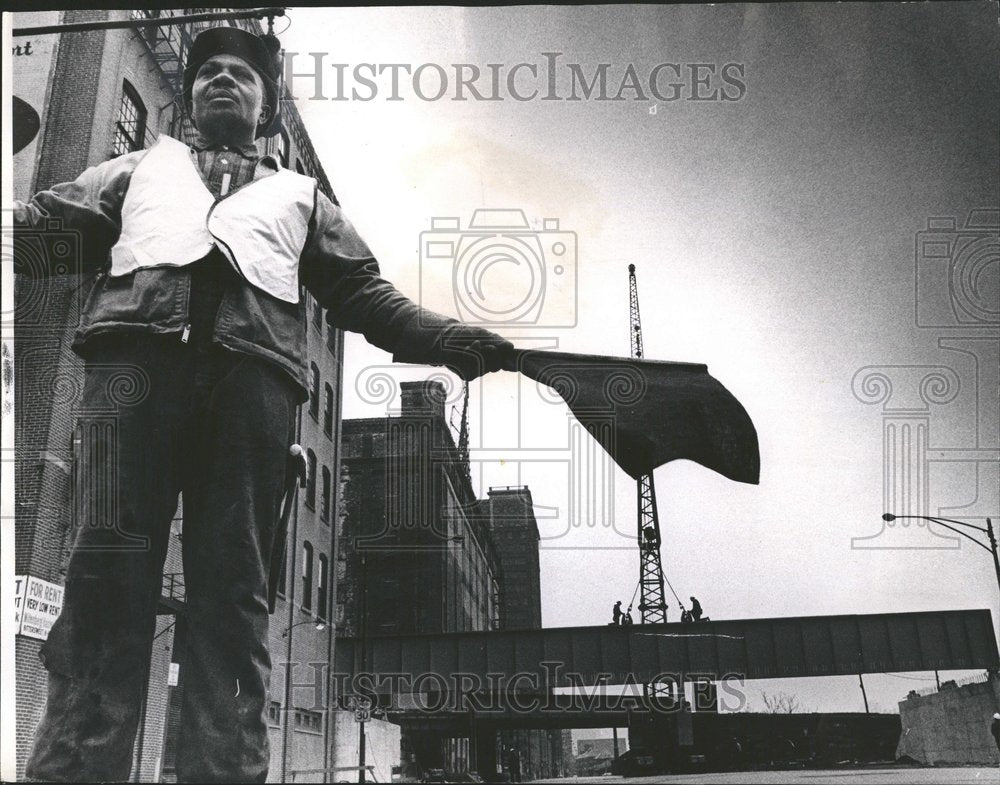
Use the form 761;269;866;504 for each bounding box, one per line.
475;487;566;779
12;9;343;781
476;486;541;630
338;381;502;778
573;737;625;777
339;382;565;780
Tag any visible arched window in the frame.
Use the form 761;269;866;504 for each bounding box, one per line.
306;449;317;509
309;363;320;420
317;554;328;620
301;541;313;611
323;384;334;437
111;80;147;157
321;465;331;521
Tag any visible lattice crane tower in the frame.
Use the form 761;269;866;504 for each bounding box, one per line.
628;264;669;623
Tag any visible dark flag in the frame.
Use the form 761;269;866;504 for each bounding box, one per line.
505;349;760;484
13;96;41;155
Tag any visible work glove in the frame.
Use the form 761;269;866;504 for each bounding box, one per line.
435;324;515;381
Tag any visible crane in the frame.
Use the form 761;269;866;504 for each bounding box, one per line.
628;264;669;624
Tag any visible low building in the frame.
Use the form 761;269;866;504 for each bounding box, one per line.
897;673;1000;765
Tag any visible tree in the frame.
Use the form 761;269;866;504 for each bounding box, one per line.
760;690;801;714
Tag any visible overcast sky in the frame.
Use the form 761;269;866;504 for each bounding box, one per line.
286;3;999;712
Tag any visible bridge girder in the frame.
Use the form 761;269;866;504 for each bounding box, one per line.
334;609;998;688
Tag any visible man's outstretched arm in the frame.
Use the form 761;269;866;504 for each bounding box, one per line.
300;192;513;381
11;152;141;277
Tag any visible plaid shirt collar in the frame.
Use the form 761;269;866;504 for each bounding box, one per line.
190;133;260;159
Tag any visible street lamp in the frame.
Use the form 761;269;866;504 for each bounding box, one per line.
282;619;326;638
881;513;1000;600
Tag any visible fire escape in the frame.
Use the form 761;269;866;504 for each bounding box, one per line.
130;9;265;144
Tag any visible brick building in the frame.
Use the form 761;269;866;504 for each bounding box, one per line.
339;383;565;780
337;380;502;779
11;9;345;781
476;487;568;781
476;487;542;631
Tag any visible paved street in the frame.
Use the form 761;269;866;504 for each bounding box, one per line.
535;767;1000;784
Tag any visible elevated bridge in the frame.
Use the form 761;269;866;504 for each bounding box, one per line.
334;609;997;690
334;609;996;777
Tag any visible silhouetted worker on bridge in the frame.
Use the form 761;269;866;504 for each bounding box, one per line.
992;712;1000;754
612;600;623;625
690;596;704;621
623;606;634;625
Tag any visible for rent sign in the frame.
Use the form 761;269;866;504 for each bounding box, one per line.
14;575;64;641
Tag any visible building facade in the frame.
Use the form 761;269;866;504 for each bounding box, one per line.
340;387;566;780
338;381;502;638
476;487;568;781
11;9;345;782
476;486;542;631
896;673;1000;765
338;381;502;779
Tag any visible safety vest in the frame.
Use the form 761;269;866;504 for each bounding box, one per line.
109;134;315;304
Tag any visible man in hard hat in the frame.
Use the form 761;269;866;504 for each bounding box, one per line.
15;26;511;782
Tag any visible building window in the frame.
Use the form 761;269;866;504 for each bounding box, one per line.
276;547;287;598
306;449;317;509
277;129;290;168
313;299;323;331
294;708;322;734
323;384;334;437
321;465;331;522
267;701;282;726
111;81;147;157
317;554;328;620
301;541;313;611
309;363;320;420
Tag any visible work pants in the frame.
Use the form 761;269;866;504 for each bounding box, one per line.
25;334;297;782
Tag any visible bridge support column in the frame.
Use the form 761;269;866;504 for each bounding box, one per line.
628;709;682;772
473;723;497;780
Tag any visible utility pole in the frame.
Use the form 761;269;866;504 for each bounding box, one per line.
628;265;668;624
987;518;1000;603
358;551;368;784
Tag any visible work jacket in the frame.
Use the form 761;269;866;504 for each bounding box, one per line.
13;134;458;400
